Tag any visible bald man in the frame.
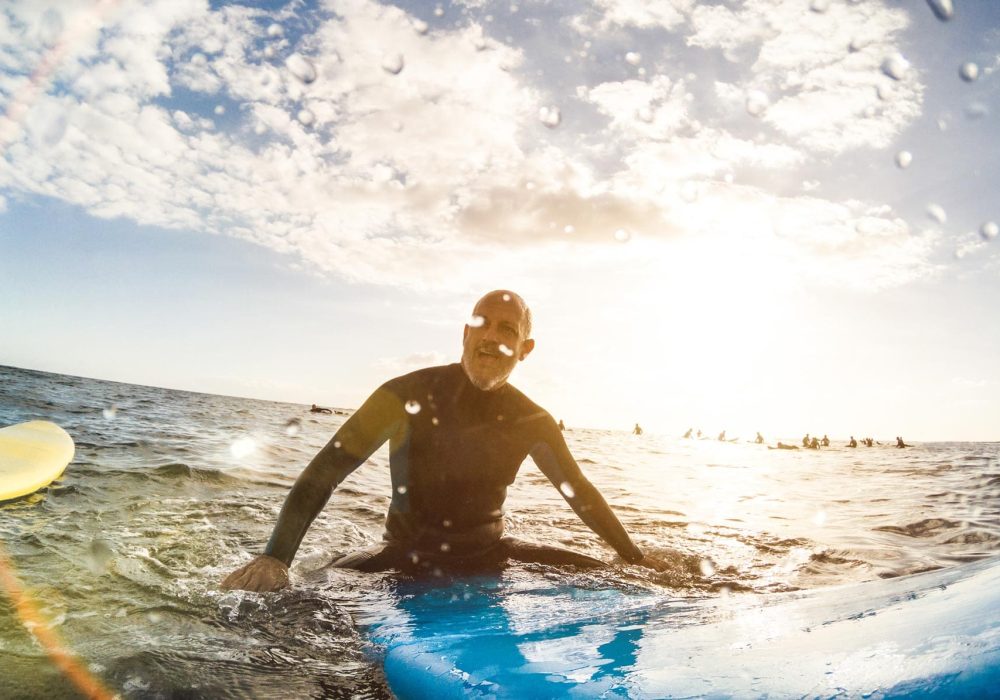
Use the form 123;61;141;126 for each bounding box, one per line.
222;290;648;592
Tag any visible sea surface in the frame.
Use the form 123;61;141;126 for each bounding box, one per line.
1;364;998;698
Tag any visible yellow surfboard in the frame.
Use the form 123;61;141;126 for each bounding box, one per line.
0;421;75;501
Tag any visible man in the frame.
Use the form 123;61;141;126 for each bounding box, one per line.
222;290;650;592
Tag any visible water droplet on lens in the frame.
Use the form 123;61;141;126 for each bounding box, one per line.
498;344;513;357
745;90;769;117
625;51;641;66
539;106;561;128
813;510;827;526
266;23;283;38
412;19;429;35
501;293;511;301
926;204;947;224
263;45;276;59
959;62;979;82
431;416;440;426
965;102;989;120
699;559;716;576
434;5;444;17
876;84;893;101
563;224;575;234
230;437;257;459
381;53;405;75
85;539;113;575
442;519;452;528
440;543;451;552
679;181;699;203
613;228;631;243
981;222;999;241
148;612;163;624
38;8;64;47
102;405;118;420
405;400;422;414
396;485;408;495
284;418;301;436
191;52;207;66
410;553;420;563
810;0;830;12
559;482;575;498
468;314;485;328
297;109;315;126
636;106;654;123
894;150;912;169
333;440;342;448
881;53;910;81
926;0;954;22
286;54;317;84
214;105;225;116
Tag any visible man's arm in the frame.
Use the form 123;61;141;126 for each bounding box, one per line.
529;424;644;564
221;386;403;591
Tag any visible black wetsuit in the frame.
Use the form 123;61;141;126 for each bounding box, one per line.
265;364;643;572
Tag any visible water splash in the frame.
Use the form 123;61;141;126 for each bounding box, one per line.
614;228;632;243
396;485;408;494
699;559;716;576
284;418;301;437
745;90;770;117
981;222;999;241
405;400;421;415
102;406;118;420
539;106;561;128
925;0;954;22
286;54;317;84
559;482;576;498
959;62;979;83
881;53;910;81
468;315;485;328
498;344;514;357
895;150;913;169
381;53;405;75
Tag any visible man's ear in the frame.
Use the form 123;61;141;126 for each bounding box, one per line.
519;338;535;361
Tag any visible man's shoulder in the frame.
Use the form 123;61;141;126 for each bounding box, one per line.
503;383;554;425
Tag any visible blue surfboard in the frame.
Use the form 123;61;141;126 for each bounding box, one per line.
362;556;1000;698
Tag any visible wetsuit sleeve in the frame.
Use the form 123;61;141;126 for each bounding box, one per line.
528;420;645;564
264;385;404;565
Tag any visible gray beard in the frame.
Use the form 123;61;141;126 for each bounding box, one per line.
461;358;508;392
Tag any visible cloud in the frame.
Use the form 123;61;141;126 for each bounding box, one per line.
0;0;952;297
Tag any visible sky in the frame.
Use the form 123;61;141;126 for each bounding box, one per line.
0;0;998;441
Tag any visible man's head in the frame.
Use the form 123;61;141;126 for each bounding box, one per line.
461;290;535;391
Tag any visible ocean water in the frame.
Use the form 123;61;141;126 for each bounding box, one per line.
1;364;998;698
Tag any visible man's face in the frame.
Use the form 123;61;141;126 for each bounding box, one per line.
461;293;535;391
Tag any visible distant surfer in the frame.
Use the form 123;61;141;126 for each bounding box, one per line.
896;436;909;448
683;428;692;439
802;433;810;448
310;403;333;414
847;436;857;448
222;290;664;593
558;419;566;431
769;442;799;450
717;430;726;441
821;434;829;447
632;423;643;436
755;432;764;444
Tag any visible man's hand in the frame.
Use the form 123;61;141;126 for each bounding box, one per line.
220;555;290;592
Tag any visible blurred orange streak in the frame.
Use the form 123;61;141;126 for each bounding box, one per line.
0;543;114;700
0;0;121;152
